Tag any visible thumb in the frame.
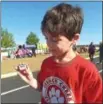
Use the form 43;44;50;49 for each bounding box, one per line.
17;71;29;84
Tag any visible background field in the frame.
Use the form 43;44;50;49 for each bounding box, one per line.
1;54;49;74
1;52;99;74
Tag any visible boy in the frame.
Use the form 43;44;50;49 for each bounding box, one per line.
16;3;102;103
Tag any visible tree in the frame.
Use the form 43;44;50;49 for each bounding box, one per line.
26;32;39;46
1;28;16;48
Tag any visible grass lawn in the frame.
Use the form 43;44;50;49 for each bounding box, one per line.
1;52;99;74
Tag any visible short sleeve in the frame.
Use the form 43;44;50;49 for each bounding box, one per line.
83;64;102;103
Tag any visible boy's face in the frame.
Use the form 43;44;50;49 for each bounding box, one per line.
44;32;78;57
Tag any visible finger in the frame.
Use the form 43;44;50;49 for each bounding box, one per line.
17;71;25;78
16;64;33;80
17;72;29;83
15;66;19;71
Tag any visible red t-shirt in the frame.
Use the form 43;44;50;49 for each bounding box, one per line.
37;55;102;103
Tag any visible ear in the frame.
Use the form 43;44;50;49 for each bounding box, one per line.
72;33;80;44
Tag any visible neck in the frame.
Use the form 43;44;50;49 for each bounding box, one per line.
54;49;77;64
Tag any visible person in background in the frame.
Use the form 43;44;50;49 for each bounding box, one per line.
72;44;79;55
31;46;36;57
88;42;95;61
15;45;24;58
99;42;103;63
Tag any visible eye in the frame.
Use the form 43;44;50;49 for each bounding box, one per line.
52;37;61;42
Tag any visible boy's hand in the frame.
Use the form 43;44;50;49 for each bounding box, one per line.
15;64;38;89
15;64;34;84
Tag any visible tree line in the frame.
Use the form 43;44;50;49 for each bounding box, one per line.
1;28;39;48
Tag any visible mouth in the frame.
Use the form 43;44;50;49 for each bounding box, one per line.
49;49;55;52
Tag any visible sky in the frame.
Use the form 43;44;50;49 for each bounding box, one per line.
1;1;102;45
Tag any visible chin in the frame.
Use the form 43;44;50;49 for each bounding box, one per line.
51;52;57;56
51;53;60;57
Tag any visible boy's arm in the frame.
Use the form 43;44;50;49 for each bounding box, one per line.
29;71;42;92
29;58;47;91
17;71;39;90
83;64;102;103
16;64;41;91
27;58;47;91
29;78;38;89
29;78;42;91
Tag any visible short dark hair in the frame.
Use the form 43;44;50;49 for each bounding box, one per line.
41;3;84;40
